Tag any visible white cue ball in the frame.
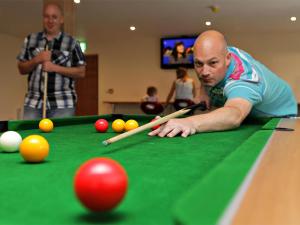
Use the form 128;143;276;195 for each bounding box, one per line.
0;131;23;153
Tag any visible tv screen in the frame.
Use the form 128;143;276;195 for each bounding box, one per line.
161;36;197;69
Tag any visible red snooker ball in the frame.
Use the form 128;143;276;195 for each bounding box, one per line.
74;158;128;212
151;118;160;130
95;119;109;132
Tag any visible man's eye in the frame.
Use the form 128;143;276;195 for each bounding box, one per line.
194;62;203;67
210;61;218;66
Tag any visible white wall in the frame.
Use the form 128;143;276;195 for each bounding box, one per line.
0;34;27;120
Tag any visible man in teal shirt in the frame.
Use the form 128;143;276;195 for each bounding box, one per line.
149;30;297;138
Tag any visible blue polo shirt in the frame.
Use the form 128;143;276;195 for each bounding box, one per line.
208;47;297;117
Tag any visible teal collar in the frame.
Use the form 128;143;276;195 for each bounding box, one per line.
215;57;235;88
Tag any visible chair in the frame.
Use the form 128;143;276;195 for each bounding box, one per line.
173;99;194;111
140;102;164;115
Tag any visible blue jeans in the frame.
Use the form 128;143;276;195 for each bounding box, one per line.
23;106;75;120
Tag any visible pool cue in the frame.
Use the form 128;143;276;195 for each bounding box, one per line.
42;45;49;119
163;102;172;113
102;102;204;146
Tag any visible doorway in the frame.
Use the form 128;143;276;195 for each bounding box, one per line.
75;54;98;116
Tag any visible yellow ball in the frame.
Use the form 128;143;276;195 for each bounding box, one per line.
39;119;54;133
19;135;49;163
125;119;139;131
112;119;125;133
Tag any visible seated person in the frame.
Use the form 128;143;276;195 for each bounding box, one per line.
150;30;297;138
142;86;159;102
166;67;196;111
141;86;163;114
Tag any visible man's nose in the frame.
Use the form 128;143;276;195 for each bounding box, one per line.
201;65;210;77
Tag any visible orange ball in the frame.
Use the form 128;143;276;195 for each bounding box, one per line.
39;119;54;133
124;119;139;131
112;119;125;133
19;135;49;163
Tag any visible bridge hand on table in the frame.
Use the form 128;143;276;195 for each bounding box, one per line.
148;117;197;138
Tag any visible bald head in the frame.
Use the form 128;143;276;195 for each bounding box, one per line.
43;3;63;16
194;30;228;57
193;30;231;87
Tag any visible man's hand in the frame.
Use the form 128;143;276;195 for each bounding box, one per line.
42;61;57;72
35;51;51;64
18;50;51;75
148;117;197;138
148;98;252;138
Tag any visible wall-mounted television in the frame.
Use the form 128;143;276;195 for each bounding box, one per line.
161;36;197;69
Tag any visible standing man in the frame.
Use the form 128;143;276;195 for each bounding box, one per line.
150;30;297;138
17;3;86;119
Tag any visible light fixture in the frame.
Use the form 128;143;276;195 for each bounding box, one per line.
130;26;136;31
208;5;220;13
74;0;80;4
290;16;296;22
205;21;212;26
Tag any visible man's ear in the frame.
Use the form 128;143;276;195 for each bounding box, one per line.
225;52;231;67
60;16;64;25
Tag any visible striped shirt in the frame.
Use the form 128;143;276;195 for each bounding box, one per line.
17;31;86;109
207;46;297;117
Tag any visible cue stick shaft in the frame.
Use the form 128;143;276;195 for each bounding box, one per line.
42;45;49;119
103;108;191;145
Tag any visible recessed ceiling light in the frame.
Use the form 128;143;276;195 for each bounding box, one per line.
130;26;136;31
290;16;296;22
74;0;80;3
205;21;212;26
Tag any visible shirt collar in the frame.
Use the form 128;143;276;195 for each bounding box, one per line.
42;31;62;41
215;56;235;88
225;56;235;80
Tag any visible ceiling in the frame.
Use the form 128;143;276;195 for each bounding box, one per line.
0;0;300;39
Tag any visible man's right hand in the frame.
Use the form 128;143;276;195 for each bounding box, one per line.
18;51;52;75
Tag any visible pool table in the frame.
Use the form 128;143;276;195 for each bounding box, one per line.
0;115;295;225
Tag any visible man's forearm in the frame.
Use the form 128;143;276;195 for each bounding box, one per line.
52;65;86;79
18;59;38;75
189;106;244;132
